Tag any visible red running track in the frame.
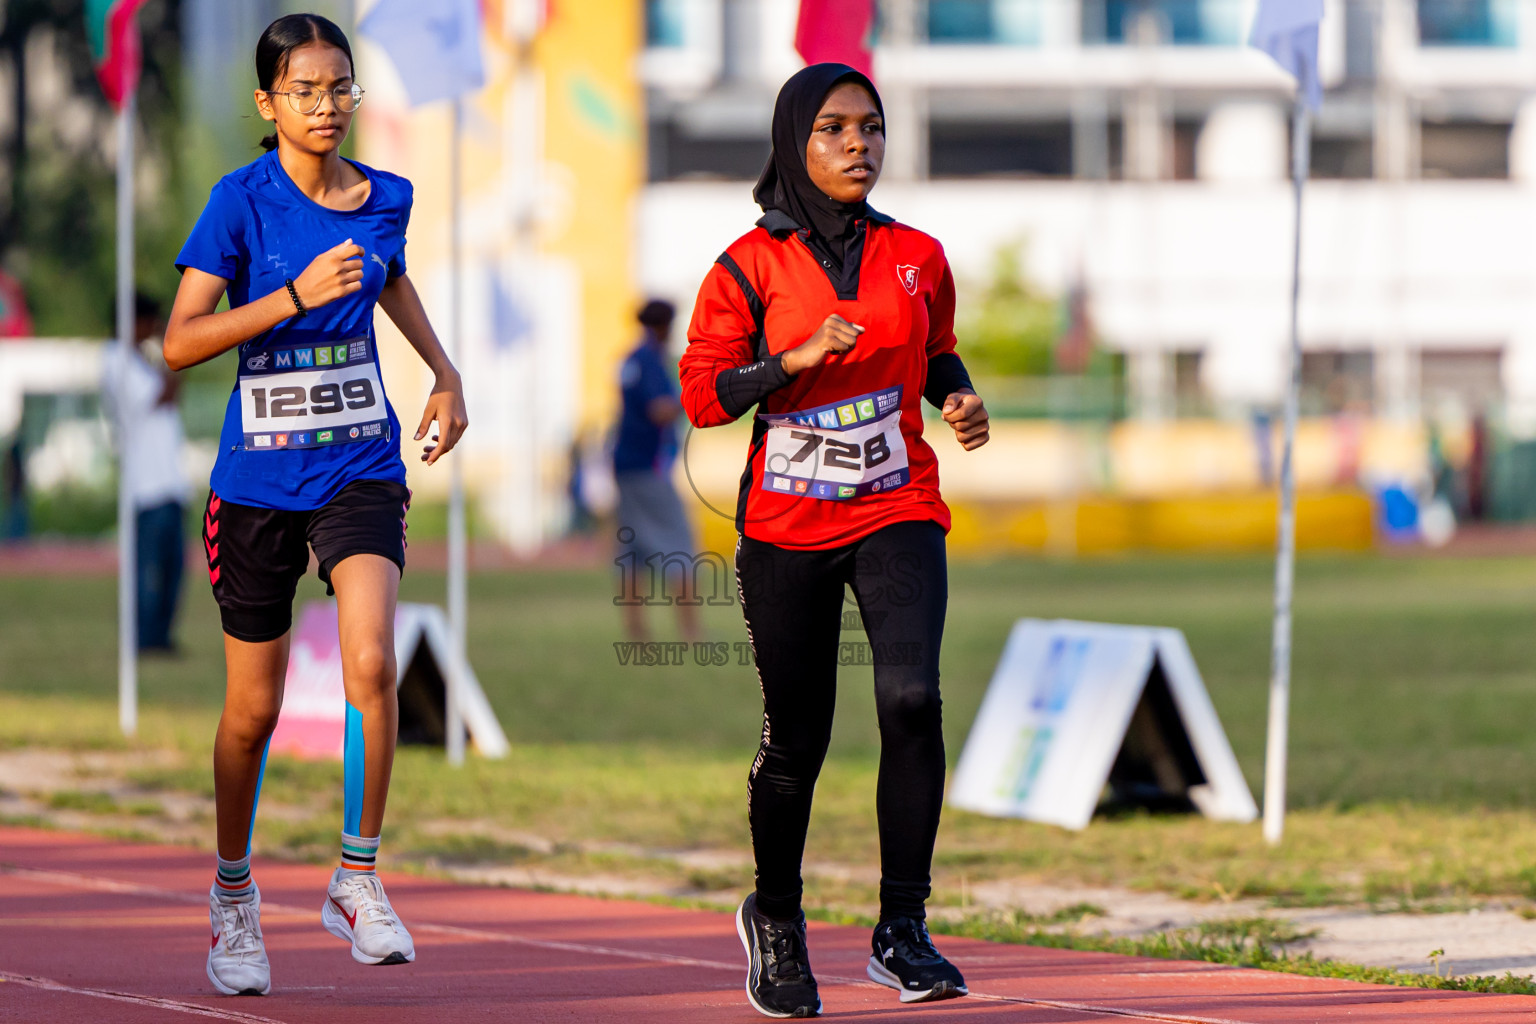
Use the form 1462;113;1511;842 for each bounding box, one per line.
2;825;1533;1023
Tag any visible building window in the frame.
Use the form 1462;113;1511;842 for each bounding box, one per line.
1173;350;1207;416
1419;122;1510;179
1171;120;1199;181
646;0;690;46
1301;351;1375;415
1082;0;1245;46
929;119;1074;177
648;119;769;182
1309;136;1374;179
926;0;1043;44
1420;349;1503;412
1417;0;1519;46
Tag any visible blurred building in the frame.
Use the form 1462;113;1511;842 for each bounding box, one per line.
637;0;1536;435
353;2;643;551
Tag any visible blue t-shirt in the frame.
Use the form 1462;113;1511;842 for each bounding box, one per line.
613;340;678;474
176;150;411;510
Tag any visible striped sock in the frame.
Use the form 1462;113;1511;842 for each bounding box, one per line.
214;855;254;904
340;832;380;876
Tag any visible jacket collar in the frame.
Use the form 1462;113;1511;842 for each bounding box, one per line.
755;207;893;238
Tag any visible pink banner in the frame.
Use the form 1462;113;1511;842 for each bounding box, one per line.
268;602;347;759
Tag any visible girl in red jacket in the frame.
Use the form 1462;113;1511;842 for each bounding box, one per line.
680;63;989;1018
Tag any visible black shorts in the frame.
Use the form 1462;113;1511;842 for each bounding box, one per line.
202;480;410;643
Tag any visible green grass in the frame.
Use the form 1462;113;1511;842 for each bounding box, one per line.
9;553;1536;915
928;913;1536;995
46;790;119;814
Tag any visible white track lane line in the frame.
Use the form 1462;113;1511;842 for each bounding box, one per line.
0;862;1276;1024
0;970;291;1023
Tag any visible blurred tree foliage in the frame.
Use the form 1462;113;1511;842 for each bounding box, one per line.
957;241;1123;381
1;0;188;337
956;243;1061;377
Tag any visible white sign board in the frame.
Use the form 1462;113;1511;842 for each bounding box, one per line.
949;619;1256;830
270;600;510;760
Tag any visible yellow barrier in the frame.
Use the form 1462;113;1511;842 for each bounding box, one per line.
696;501;740;561
946;491;1375;556
694;490;1374;559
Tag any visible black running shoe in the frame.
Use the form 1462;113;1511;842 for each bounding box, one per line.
735;894;821;1018
867;917;968;1003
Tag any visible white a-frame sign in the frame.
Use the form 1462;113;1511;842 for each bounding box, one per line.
271;601;510;760
949;620;1257;830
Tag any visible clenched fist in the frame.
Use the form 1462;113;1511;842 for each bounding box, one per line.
782;314;864;375
292;238;365;310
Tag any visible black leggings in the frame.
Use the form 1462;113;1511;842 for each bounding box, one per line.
735;518;948;923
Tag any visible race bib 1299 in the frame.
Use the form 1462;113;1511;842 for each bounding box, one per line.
759;385;910;501
238;336;389;451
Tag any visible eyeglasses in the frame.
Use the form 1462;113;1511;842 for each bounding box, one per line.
265;84;365;115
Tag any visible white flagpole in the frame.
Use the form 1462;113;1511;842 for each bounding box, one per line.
116;95;138;737
446;96;467;766
1263;97;1310;846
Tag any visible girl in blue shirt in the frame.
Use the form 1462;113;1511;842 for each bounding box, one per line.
163;14;466;996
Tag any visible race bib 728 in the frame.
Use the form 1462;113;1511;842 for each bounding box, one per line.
759;385;910;501
238;336;388;451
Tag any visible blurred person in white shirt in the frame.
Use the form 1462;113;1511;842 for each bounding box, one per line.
102;293;189;654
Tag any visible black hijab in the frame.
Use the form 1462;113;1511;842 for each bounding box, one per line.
753;63;884;277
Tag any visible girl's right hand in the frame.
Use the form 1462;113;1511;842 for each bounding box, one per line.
782;314;864;375
292;238;365;310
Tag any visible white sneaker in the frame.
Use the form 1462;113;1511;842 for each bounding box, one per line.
207;885;271;996
322;869;416;965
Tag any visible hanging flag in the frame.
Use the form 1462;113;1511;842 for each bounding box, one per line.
796;0;875;78
1249;0;1324;110
359;0;487;107
85;0;151;111
489;268;533;351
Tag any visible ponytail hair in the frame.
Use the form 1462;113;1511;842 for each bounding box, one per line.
255;13;354;152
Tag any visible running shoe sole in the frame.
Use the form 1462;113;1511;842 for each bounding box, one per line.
322;897;415;965
204;957;270;997
735;901;821;1019
866;957;967;1003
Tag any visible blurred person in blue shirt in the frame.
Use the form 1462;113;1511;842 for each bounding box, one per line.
614;299;699;643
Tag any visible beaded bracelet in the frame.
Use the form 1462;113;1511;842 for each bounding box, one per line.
284;278;308;317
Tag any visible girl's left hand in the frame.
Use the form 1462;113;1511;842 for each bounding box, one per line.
416;372;468;465
942;391;989;451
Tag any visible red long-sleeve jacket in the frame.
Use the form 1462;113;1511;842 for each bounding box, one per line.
680;214;959;550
